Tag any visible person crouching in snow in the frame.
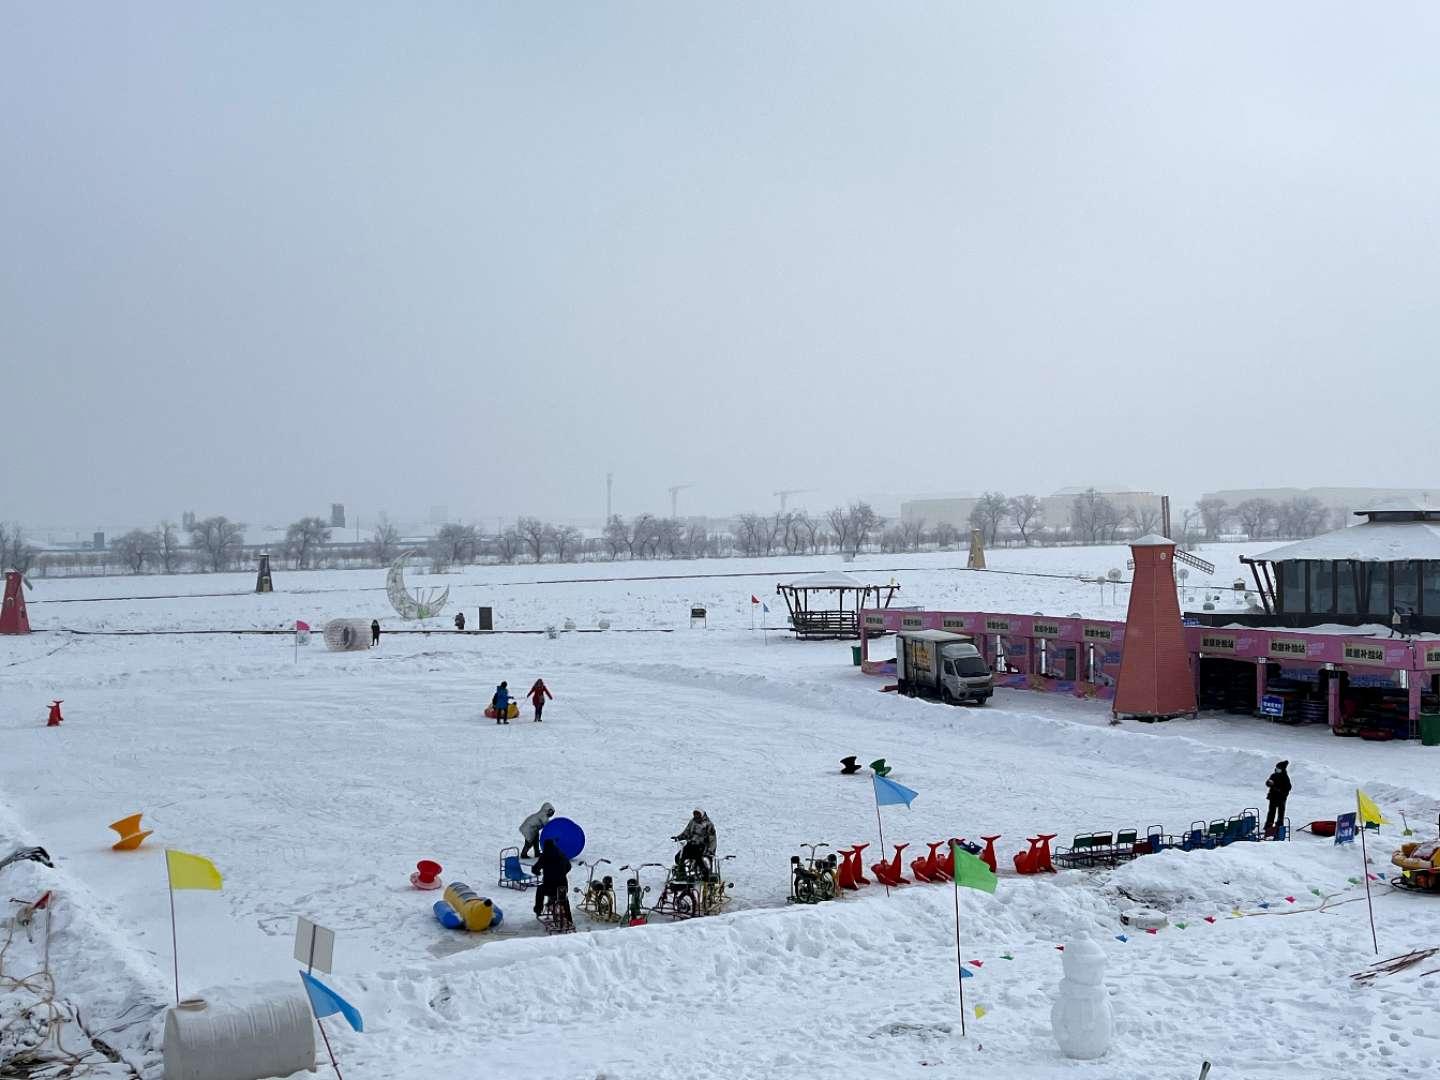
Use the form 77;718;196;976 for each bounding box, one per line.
519;802;555;859
492;681;510;724
528;678;553;722
532;837;571;919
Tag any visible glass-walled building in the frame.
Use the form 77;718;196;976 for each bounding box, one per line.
1244;502;1440;626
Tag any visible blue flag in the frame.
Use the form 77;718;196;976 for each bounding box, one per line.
872;773;918;807
299;970;364;1033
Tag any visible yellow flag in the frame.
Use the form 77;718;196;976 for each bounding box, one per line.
166;849;222;891
974;1005;987;1020
1356;789;1389;826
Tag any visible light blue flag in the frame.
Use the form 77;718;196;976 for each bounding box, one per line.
299;970;364;1033
872;773;918;808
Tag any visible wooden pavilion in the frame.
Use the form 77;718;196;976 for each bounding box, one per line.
776;571;899;640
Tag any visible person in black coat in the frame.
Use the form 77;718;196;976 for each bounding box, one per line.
1264;760;1292;836
532;838;572;918
370;619;381;647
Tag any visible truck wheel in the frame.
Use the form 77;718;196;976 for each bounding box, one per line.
941;687;954;705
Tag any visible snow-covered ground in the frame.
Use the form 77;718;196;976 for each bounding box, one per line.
3;546;1438;1079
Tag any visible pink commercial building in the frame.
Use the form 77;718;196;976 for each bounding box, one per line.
858;607;1434;740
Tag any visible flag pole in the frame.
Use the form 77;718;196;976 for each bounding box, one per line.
166;857;180;1005
873;792;890;898
953;844;967;1037
317;1018;343;1079
1359;819;1378;954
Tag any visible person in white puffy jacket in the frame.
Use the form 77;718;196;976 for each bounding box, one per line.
519;802;555;858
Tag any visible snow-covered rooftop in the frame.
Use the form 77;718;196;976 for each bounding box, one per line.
1254;520;1440;562
781;570;869;590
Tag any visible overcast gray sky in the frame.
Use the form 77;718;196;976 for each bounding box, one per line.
5;3;1439;531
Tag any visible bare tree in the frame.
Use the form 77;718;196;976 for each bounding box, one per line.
970;492;1009;545
285;516;331;569
1125;503;1162;537
932;521;961;550
369;515;401;564
1196;496;1229;540
1179;507;1202;546
550;524;581;562
793;511;821;553
1234;498;1276;539
735;513;765;557
112;529;160;574
189;516;245;572
603;516;629;559
1008;495;1043;545
433;523;479;566
1276;495;1327;538
631;513;660;558
825;507;852;556
1068;489;1120;545
899;518;927;552
848;502;881;556
495;528;521;564
684;521;708;559
155;521;181;573
780;511;804;555
516;517;548;563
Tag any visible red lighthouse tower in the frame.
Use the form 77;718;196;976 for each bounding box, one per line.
1113;535;1195;721
1;570;30;635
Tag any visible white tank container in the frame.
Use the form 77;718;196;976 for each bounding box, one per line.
163;993;316;1080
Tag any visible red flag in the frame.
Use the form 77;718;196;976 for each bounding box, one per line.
295;620;310;632
750;595;760;604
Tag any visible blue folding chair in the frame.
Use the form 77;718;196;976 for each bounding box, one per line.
498;846;538;890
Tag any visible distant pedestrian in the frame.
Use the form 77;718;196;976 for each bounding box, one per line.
528;678;553;722
370;619;381;647
454;612;466;631
492;681;510;725
1264;760;1291;836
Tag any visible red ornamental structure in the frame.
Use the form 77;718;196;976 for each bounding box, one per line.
1;570;30;634
1112;535;1196;721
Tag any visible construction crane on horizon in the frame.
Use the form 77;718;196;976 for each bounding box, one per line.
774;488;816;511
668;482;696;518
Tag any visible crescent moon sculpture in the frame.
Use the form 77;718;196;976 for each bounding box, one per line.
386;551;450;620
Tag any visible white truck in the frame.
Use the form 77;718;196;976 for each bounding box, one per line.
895;629;994;705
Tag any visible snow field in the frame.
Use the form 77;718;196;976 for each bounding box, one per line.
2;547;1438;1078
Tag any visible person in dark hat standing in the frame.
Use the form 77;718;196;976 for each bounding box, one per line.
1264;760;1291;837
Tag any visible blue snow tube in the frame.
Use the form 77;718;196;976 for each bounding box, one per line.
490;905;504;929
540;817;586;860
433;900;465;930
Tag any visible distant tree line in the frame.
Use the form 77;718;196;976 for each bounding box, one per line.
3;490;1344;580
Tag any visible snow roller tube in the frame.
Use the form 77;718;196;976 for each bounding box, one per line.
434;882;497;932
539;817;586;860
163;990;315;1080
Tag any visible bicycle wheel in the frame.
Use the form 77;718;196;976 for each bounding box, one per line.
672;888;696;918
596;891;615;921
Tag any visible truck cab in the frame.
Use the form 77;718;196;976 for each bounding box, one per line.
896;629;994;705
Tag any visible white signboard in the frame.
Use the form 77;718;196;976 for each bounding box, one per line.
294;916;335;973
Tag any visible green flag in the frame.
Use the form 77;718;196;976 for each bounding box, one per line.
952;845;997;894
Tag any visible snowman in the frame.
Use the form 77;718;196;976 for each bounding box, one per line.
1051;933;1114;1059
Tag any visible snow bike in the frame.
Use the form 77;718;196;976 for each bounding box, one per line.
536;889;576;934
620;863;662;925
652;858;702;920
700;854;736;915
573;858;618;922
789;844;839;905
